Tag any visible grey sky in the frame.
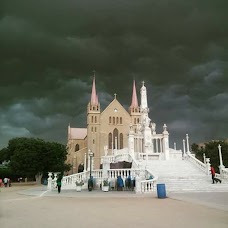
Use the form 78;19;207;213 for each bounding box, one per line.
0;0;228;149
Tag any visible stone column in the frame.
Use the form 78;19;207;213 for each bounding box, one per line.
186;134;190;153
47;172;53;190
91;156;94;171
84;153;87;171
174;142;176;150
182;139;186;158
218;144;225;178
163;124;170;160
115;136;118;150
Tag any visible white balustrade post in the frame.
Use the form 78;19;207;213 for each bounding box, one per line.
206;158;211;175
203;153;206;164
174;142;176;150
186;134;190;153
84;153;87;171
47;172;53;190
218;144;225;178
135;171;142;194
53;173;58;188
182;139;186;158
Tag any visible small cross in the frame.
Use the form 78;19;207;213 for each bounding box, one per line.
114;93;117;99
142;81;145;86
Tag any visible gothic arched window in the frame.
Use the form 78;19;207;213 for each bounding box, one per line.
75;144;80;152
108;133;112;149
120;117;122;124
117;117;119;124
113;128;118;149
120;133;123;149
95;116;97;123
109;116;111;124
113;117;115;124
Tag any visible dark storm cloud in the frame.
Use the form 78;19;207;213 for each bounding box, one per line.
0;0;228;148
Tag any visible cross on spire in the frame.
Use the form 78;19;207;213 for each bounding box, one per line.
142;81;145;86
114;93;117;99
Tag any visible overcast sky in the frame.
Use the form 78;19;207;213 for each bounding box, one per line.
0;0;227;150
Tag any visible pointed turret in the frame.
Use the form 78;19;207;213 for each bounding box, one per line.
87;73;100;112
68;123;71;140
91;75;98;105
129;80;140;128
130;80;139;109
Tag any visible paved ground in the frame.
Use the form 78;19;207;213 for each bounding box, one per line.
0;184;228;228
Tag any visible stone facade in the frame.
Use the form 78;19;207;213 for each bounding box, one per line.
66;77;140;173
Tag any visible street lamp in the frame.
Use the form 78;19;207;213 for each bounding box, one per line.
88;150;94;191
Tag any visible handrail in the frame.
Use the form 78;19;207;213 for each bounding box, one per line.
187;153;207;173
221;167;228;179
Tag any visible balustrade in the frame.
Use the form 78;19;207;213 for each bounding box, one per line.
187;153;207;173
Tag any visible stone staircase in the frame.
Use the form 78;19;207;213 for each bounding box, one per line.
143;159;228;193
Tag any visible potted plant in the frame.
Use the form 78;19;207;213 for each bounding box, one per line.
103;179;109;192
75;180;84;192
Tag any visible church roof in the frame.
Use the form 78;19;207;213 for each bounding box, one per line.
69;128;87;139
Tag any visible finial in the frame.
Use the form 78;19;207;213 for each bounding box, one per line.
114;93;117;99
142;81;145;86
93;70;96;76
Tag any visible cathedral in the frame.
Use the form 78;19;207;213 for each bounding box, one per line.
66;76;170;174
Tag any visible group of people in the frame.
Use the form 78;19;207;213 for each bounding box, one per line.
0;177;11;187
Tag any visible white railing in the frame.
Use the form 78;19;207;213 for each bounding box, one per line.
101;155;115;164
187;153;207;173
140;169;158;193
114;148;129;156
108;168;141;179
221;168;228;179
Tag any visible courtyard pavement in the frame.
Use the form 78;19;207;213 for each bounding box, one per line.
0;184;228;228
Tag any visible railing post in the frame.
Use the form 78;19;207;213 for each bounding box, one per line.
186;134;190;153
182;139;186;159
47;172;53;190
203;153;206;164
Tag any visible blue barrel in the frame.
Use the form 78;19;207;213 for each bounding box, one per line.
157;184;166;199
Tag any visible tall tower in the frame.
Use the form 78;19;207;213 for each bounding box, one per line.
129;80;141;131
87;74;101;169
140;81;152;156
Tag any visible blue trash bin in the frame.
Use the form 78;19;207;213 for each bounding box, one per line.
157;184;166;199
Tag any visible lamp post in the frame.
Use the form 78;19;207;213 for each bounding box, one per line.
89;150;93;178
88;150;94;191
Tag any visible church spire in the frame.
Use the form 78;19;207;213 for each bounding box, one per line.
130;80;139;108
91;73;98;105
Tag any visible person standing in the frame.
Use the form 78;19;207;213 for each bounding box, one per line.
3;177;8;187
210;165;216;184
56;175;62;193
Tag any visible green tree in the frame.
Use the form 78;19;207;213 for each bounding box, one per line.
191;140;228;173
0;148;10;163
5;137;71;183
